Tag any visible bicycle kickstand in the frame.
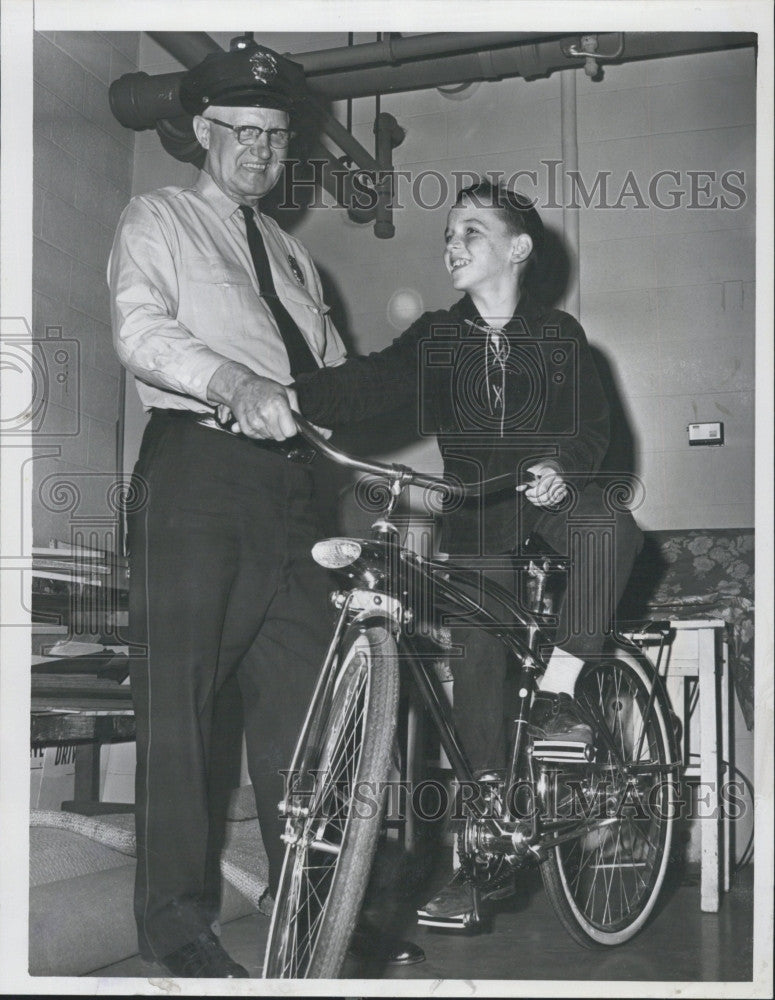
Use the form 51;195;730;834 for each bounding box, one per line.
470;886;483;929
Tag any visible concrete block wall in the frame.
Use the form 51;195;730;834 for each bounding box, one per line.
311;48;756;533
123;34;756;533
575;48;756;530
32;31;139;548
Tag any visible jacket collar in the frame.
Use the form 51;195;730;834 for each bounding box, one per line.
453;290;544;334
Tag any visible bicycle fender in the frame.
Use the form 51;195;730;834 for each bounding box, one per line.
602;644;682;768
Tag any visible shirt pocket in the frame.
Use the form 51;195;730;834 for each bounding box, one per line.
184;255;252;288
179;255;259;342
280;284;331;356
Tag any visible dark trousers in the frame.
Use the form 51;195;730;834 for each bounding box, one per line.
127;412;332;960
449;484;643;772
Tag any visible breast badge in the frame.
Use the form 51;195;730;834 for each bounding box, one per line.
288;255;305;285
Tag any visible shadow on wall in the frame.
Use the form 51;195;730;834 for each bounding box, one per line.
536;227;638;483
593;348;638;481
534;225;570;311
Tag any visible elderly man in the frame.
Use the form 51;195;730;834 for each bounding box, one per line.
109;41;421;978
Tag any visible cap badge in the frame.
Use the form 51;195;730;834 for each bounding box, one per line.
250;50;279;85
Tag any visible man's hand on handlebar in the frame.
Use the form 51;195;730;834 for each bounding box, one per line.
517;460;568;509
207;361;297;440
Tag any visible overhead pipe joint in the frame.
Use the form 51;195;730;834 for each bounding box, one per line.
563;33;625;79
373;112;406;239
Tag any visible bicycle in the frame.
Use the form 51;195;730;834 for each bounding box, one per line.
262;414;680;979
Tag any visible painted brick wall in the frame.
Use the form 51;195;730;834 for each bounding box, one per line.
32;31;139;549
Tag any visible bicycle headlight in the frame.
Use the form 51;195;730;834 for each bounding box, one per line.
312;538;363;569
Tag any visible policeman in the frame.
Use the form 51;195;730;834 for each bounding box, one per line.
110;40;348;977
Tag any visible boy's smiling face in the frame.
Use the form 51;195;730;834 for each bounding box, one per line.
443;197;530;301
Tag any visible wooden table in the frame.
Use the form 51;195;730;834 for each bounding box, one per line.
626;618;731;912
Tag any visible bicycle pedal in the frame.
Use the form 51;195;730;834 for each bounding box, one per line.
416;911;484;932
530;739;593;763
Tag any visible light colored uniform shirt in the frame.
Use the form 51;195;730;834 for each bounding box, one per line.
108;170;346;414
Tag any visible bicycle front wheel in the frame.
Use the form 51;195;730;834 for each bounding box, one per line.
541;650;676;946
263;623;400;979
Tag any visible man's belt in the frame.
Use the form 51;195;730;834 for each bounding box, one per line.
152;408;316;464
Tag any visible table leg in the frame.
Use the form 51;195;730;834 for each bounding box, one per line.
720;634;731;893
698;629;720;912
72;742;100;803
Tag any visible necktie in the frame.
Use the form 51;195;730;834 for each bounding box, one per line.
238;205;319;377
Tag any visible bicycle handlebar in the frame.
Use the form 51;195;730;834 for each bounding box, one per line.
292;411;453;494
292;411;520;499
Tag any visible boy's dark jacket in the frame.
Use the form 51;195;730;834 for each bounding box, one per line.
295;292;610;555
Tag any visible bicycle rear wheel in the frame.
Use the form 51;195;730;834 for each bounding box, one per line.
541;650;675;946
263;623;400;979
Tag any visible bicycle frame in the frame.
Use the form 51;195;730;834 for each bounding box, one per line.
286;414;623;854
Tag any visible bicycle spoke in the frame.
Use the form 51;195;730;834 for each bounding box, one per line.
547;656;673;941
264;628;400;979
269;657;368;974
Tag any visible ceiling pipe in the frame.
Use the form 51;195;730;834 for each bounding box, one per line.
111;31;563;128
308;100;382;174
560;70;580;320
302;37;599;98
303;31;753;98
146;31;221;66
304;99;405;235
145;30;564;75
110;31;754;130
292;32;564;75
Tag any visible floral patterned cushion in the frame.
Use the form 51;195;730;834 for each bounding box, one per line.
620;529;755;730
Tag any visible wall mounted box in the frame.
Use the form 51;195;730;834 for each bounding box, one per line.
688;422;724;446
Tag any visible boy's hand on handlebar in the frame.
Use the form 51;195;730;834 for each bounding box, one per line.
207;362;297;440
517;461;568;509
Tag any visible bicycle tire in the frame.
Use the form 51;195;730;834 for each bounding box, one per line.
541;649;676;947
263;623;400;979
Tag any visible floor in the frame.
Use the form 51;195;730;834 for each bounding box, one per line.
93;862;754;986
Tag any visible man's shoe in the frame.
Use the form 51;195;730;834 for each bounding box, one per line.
416;870;514;929
159;931;249;978
386;939;426;966
349;925;425;966
529;691;593;745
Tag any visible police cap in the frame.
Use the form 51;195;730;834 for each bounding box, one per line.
180;39;306;116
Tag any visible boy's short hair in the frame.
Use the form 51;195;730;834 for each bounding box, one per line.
455;179;545;285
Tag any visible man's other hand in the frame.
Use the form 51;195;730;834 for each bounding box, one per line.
207;361;297;440
516;461;568;509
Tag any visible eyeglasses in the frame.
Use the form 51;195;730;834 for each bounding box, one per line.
205;117;295;149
